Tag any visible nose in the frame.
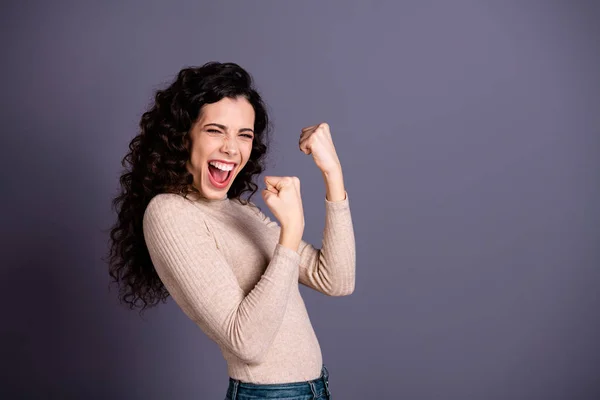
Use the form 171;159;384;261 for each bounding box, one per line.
221;136;239;155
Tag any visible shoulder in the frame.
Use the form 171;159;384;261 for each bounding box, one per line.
145;193;190;216
143;193;203;231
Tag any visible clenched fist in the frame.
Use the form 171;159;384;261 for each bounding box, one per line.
262;176;305;231
299;122;342;175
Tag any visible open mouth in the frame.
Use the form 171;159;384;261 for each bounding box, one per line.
207;162;236;188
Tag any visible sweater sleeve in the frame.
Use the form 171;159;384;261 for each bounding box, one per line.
142;195;301;364
249;191;355;296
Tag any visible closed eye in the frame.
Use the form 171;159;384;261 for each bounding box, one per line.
206;129;252;139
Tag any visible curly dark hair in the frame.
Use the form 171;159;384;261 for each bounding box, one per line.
105;62;271;313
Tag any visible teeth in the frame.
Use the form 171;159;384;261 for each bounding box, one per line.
209;161;234;171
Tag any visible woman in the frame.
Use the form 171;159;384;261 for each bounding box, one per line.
107;62;355;399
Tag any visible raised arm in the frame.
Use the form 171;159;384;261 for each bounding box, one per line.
142;196;300;364
248;191;355;297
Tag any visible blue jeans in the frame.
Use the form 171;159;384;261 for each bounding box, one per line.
225;364;332;399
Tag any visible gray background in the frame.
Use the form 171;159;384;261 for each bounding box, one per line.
1;0;599;399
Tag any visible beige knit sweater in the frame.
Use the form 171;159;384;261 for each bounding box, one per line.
142;190;355;384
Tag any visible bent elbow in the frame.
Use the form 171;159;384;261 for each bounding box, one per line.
333;287;355;297
328;280;355;297
224;331;270;364
233;344;268;364
198;317;270;365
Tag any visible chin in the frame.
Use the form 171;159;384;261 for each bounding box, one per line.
200;177;235;199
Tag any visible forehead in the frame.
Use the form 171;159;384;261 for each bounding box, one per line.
198;96;255;125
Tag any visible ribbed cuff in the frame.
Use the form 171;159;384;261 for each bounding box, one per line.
273;243;302;263
325;190;349;208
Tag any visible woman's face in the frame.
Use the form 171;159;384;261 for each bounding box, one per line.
186;96;255;200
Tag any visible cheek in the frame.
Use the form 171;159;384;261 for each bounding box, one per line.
190;140;213;165
241;143;253;164
189;151;208;174
190;151;201;167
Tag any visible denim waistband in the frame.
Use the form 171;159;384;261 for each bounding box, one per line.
226;364;331;399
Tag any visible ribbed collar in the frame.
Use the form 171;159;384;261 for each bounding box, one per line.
186;191;231;211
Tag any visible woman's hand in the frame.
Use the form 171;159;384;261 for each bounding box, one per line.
298;122;342;175
262;176;305;252
262;176;305;231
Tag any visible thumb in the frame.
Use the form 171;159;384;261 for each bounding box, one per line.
264;176;284;189
262;189;275;201
265;181;278;194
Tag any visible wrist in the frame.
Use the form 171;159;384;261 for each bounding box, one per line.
280;223;304;238
280;224;303;249
322;167;343;180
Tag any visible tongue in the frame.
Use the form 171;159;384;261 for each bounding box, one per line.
209;164;229;183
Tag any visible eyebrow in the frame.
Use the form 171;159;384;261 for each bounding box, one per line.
203;123;254;133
